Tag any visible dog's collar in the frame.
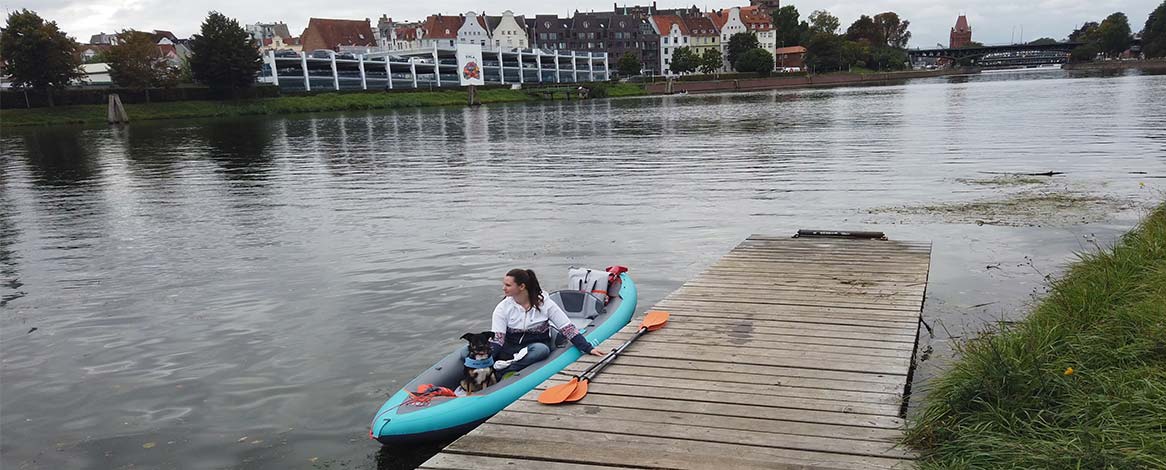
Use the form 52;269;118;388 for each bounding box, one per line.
464;357;494;369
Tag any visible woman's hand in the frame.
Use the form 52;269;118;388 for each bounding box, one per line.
588;348;607;357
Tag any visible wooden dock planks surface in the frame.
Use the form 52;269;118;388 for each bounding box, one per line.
422;235;932;469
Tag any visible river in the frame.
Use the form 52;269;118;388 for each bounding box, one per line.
2;68;1164;469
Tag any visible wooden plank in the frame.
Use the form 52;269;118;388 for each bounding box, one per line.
514;390;905;428
718;252;932;266
660;308;920;328
652;317;921;341
662;294;923;313
447;424;910;469
504;399;905;442
489;412;912;458
670;286;926;309
557;362;906;395
708;261;930;277
539;373;902;408
606;330;915;358
596;343;912;376
538;378;901;416
568;355;907;389
420;453;630;470
683;279;928;296
654;299;923;320
698;265;930;279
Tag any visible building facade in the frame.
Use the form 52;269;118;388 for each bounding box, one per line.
421;14;464;48
486;11;528;49
457;12;490;46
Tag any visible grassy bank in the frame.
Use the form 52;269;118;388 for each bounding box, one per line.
905;202;1166;468
0;83;647;128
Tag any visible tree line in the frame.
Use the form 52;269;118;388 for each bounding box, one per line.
779;6;912;73
0;9;261;106
1069;2;1166;61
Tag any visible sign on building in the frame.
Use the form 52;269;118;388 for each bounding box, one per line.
456;44;485;86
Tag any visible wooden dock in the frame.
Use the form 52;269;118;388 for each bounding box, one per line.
422;234;932;469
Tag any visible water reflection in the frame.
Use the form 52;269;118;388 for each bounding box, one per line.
21;127;102;187
200;118;274;180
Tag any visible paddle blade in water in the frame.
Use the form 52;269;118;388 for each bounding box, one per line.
538;377;578;404
564;378;589;402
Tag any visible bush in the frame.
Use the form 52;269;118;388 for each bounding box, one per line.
735;49;775;76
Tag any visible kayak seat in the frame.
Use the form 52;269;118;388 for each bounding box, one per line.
548;290;606;348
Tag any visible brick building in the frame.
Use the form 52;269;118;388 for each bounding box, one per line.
950;15;972;49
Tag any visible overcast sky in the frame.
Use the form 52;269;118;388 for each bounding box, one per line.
8;0;1160;49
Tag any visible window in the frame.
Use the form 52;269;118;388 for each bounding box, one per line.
683;37;688;43
663;37;669;44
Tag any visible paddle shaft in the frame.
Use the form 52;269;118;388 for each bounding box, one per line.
578;325;649;382
568;325;647;380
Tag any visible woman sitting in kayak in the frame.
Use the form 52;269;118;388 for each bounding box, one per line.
488;268;607;377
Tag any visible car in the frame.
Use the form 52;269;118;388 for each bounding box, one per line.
274;50;300;58
310;49;333;59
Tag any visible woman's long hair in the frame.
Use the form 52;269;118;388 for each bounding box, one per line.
507;268;543;309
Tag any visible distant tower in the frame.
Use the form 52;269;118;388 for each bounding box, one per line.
950;15;972;48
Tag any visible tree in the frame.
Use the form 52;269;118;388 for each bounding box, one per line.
771;5;804;47
873;12;911;48
699;48;723;74
617;51;641;76
808;10;841;35
1145;1;1166;58
1070;42;1100;62
1028;37;1059;45
734;48;774;75
0;10;83;106
1096;12;1132;56
189;11;261;97
726;32;760;70
846;15;881;45
107;30;179;102
669;47;699;74
1070;22;1100;42
804;32;846;72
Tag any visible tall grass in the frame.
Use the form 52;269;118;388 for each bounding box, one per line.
905;202;1166;468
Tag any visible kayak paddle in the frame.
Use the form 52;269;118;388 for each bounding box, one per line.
538;310;669;404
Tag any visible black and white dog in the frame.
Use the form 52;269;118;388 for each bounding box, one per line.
459;331;497;394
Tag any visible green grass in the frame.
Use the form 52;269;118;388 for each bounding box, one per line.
0;83;646;128
905;201;1166;469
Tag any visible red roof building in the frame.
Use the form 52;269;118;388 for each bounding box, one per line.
300;18;376;52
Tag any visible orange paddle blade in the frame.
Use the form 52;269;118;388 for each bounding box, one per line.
641;310;670;331
538;377;579;404
564;378;589;402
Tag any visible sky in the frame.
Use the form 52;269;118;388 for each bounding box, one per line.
7;0;1161;49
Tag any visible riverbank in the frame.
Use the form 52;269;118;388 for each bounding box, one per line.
1064;59;1166;72
1;69;966;128
645;68;972;94
0;83;648;128
904;201;1166;468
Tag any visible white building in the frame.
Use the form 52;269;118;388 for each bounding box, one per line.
650;15;690;75
457;11;490;46
487;10;528;49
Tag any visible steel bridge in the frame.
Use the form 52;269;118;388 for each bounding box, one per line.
908;42;1083;66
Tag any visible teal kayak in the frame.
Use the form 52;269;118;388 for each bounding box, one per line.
370;272;636;444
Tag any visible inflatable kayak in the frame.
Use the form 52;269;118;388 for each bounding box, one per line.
370;268;637;445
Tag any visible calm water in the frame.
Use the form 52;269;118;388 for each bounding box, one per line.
2;69;1164;469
